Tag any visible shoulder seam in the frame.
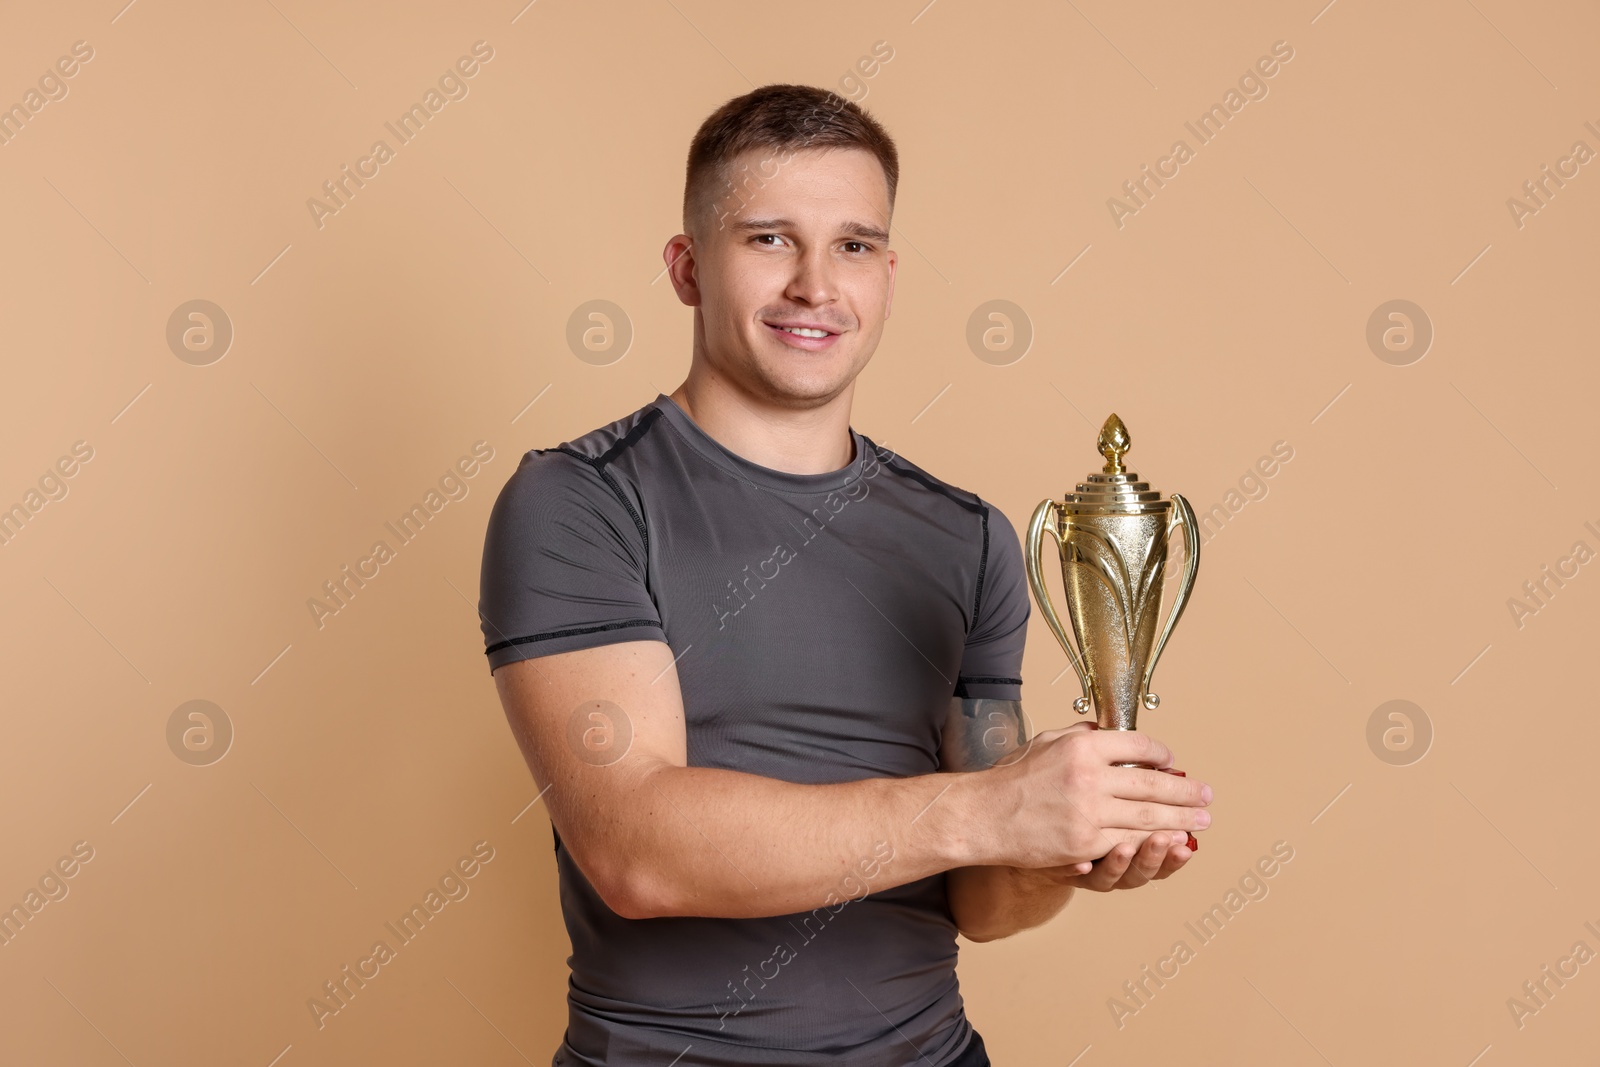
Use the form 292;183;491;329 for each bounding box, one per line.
874;452;985;515
867;444;990;630
599;405;665;465
545;406;664;556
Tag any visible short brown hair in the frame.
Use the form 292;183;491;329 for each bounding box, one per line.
682;83;900;234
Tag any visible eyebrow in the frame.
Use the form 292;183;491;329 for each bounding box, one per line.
731;216;891;244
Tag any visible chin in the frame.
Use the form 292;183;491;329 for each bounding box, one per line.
752;366;852;406
721;331;869;405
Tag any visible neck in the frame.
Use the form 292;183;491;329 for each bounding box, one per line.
667;371;857;476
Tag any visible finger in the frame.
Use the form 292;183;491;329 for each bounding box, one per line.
1110;767;1212;807
1098;827;1160;853
1121;833;1168;888
1103;799;1211;834
1083;865;1122;892
1035;862;1094;886
1087;840;1136;890
1053;862;1094;889
1153;839;1192;880
1141;831;1172;869
1165;769;1216;808
1091;730;1174;769
1105;833;1165;890
1152;837;1193;879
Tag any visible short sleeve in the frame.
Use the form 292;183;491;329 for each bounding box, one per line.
478;449;667;673
952;502;1029;700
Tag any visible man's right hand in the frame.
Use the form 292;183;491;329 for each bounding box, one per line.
979;720;1213;870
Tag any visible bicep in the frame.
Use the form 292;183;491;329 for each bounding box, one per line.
937;696;1029;773
493;639;687;877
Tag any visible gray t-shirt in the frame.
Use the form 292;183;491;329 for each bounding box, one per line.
478;393;1028;1067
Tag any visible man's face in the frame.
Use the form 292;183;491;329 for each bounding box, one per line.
667;146;897;408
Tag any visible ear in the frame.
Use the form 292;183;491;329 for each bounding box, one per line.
663;235;700;307
883;248;898;319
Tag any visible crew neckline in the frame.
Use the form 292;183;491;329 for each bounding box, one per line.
652;393;869;494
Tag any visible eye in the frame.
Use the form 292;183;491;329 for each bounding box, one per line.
843;241;872;254
751;233;786;247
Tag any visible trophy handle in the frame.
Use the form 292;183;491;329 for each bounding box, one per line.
1139;493;1201;710
1025;499;1094;715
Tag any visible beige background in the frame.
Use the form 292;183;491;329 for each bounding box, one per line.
2;0;1596;1063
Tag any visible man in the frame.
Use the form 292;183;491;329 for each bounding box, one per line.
478;84;1212;1067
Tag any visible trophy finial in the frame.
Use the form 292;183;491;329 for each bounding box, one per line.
1097;413;1131;475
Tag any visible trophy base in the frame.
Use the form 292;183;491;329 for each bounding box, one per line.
1111;760;1160;770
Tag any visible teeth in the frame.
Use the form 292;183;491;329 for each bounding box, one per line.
776;326;829;338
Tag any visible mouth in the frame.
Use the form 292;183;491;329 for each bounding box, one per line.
763;320;842;351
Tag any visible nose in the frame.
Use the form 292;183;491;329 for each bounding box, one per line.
784;244;839;308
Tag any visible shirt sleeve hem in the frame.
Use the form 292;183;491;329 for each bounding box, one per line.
486;621;669;673
952;676;1023;700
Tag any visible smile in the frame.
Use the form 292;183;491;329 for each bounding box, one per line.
763;322;842;350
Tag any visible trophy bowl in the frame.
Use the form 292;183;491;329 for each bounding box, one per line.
1025;414;1200;768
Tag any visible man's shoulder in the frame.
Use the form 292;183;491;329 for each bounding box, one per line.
527;396;669;468
865;437;999;522
864;439;1027;638
492;398;669;528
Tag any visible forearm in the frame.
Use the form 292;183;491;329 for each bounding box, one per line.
575;761;998;920
948;864;1075;942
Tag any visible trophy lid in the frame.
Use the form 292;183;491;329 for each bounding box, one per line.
1061;413;1171;516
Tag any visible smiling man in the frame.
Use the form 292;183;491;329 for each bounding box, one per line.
479;84;1212;1067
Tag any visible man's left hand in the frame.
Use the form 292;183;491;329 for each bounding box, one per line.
1037;831;1194;893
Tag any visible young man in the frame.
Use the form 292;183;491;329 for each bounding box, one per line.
478;84;1212;1067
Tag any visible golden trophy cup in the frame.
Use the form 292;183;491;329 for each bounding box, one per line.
1025;414;1200;769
